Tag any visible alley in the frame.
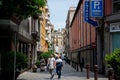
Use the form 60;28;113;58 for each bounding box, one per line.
17;61;108;80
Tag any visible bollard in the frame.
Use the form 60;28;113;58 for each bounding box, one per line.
94;65;98;80
86;64;90;79
108;68;114;80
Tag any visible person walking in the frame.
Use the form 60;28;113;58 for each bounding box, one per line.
64;54;68;64
56;55;63;79
47;54;56;79
40;57;46;71
79;57;84;72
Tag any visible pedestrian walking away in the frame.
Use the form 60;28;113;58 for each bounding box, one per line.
56;54;63;79
47;54;56;79
64;54;68;64
79;57;84;72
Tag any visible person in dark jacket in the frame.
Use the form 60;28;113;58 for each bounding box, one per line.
79;57;84;72
56;55;63;79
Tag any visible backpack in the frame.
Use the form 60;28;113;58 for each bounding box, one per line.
56;62;63;67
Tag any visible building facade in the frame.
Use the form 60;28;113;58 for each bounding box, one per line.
68;0;97;72
53;29;64;55
38;3;49;53
104;0;120;73
104;0;120;55
65;7;76;61
66;0;120;74
0;16;40;68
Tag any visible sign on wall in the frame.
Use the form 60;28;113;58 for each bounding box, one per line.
90;0;103;17
110;23;120;32
84;0;98;26
84;0;89;21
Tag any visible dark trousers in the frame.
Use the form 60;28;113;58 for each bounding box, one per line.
80;64;83;72
56;67;62;78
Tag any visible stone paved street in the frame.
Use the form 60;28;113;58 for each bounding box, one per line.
17;61;108;80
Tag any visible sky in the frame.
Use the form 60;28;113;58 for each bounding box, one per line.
47;0;79;30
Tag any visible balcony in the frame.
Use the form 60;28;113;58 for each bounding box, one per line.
45;35;50;42
47;21;51;25
39;15;44;20
0;20;18;32
31;31;40;41
45;26;48;30
47;12;50;17
45;37;49;41
47;30;51;34
0;19;32;42
45;16;49;21
45;5;49;12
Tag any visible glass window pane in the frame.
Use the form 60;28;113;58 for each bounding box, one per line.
113;0;120;13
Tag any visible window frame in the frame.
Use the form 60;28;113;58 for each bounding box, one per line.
112;0;120;14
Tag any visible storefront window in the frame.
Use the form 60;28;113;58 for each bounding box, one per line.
113;0;120;13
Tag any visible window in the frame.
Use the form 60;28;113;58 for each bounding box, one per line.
113;0;120;13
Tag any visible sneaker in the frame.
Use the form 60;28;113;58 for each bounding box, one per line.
58;76;61;79
50;74;54;79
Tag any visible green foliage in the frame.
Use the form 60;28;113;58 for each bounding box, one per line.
0;0;45;20
105;48;120;76
35;60;40;68
38;50;55;59
39;52;51;59
16;52;28;70
48;43;52;48
1;51;28;72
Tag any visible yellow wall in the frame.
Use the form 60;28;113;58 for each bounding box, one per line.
39;7;48;52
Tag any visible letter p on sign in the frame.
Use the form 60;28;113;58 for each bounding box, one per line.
94;1;100;9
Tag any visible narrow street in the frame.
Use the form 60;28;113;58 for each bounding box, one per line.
1;0;120;80
17;61;108;80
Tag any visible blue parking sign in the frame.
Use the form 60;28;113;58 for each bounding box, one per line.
90;0;103;17
84;0;98;26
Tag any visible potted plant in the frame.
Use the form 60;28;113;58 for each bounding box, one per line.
105;48;120;80
1;51;28;80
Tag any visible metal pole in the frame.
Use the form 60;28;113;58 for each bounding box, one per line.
94;65;98;80
86;64;90;79
14;33;16;80
108;68;114;80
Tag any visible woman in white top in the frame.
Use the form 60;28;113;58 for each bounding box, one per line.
56;55;63;79
47;54;56;79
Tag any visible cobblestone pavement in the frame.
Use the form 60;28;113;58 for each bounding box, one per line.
17;61;108;80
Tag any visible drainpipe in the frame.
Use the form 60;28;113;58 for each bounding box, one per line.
14;33;17;80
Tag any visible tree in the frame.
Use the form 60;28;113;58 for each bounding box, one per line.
0;0;46;24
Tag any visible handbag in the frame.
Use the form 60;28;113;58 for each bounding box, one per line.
49;65;54;69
